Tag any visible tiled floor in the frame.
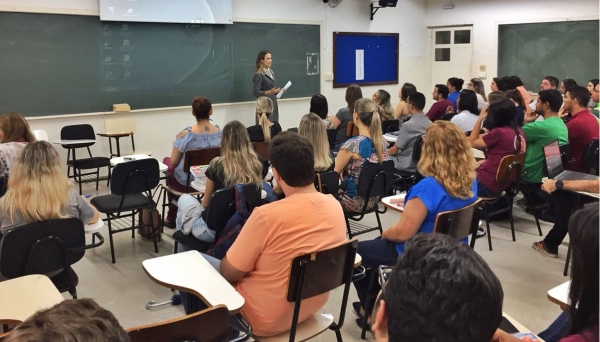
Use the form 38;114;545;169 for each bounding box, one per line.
69;182;568;341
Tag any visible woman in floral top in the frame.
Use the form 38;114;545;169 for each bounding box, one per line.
334;98;388;212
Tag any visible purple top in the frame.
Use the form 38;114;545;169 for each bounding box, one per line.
477;126;525;193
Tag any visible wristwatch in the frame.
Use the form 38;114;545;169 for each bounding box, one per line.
556;179;564;191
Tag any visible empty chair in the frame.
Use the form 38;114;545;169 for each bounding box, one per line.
101;117;151;157
91;159;160;263
60;124;111;194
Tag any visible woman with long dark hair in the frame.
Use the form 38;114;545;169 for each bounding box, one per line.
450;89;480;132
394;82;417;120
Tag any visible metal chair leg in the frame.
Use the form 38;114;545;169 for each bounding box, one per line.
482;205;493;251
107;218;116;264
508;198;516;242
361;270;376;339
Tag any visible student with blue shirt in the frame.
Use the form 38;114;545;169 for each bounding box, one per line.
163;96;222;227
352;120;478;327
446;77;465;111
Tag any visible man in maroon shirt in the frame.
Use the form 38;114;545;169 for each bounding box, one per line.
563;85;599;172
426;84;454;121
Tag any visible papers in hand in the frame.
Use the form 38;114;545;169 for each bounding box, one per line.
276;81;292;99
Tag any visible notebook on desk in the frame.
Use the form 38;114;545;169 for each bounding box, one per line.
543;139;597;181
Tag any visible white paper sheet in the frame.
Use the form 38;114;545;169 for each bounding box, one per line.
355;49;364;81
276;81;292;99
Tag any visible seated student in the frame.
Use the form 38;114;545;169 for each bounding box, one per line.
247;96;282;142
469;99;525;198
334;98;388;212
352;121;477;321
521;90;568;188
309;94;331;128
372;89;395;121
587;78;599;110
0;112;36;180
497;204;599;342
216;132;347;337
0;141;99;237
560;78;578;95
511;75;532;105
451;89;480;133
490;77;506;92
164;96;222;228
533;177;599;258
446;77;464;110
505;89;526;126
4;299;130;342
426;84;454;121
592;83;600;118
468;78;488;109
387;92;431;173
331;84;363;150
298;113;334;172
394;82;417;121
370;234;503;342
176;120;272;244
562;85;599;172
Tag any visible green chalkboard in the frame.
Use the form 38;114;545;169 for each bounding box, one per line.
0;12;320;117
498;20;599;91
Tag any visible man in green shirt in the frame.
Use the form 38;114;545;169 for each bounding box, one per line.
522;90;568;184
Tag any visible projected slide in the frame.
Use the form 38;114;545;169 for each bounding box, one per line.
99;0;232;24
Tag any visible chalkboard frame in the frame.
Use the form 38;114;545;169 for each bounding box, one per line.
332;32;399;89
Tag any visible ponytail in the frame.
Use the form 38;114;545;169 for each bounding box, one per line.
258;112;272;142
369;111;384;163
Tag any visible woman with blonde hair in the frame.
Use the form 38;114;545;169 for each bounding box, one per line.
247;96;282;143
298;113;334;172
335;98;388;213
0;112;36;181
351;120;477;326
176;120;275;245
0;141;99;236
372;89;395;120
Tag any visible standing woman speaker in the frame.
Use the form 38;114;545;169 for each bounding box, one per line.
253;50;281;123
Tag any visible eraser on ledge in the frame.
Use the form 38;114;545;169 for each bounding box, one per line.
113;103;131;112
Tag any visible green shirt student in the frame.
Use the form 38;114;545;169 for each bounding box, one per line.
522;116;568;183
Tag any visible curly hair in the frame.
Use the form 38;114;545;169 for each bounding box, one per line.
418;121;475;199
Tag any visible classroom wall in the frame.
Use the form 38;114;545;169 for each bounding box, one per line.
424;0;599;92
0;0;429;167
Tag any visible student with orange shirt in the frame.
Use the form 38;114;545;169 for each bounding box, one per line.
183;132;347;337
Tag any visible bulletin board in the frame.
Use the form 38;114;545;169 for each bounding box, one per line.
333;32;399;88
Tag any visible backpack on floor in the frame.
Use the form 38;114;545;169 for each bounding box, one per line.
207;184;250;260
138;208;162;242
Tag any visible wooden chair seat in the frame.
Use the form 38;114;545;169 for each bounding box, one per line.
254;311;335;342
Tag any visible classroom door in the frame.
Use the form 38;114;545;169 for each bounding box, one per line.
429;26;473;90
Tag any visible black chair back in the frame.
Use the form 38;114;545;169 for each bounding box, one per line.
182;148;221;187
315;171;339;194
111;159;160;196
356;163;388;200
287;127;299;133
582;139;599;175
433;200;482;248
381;120;399;134
0;218;86;279
286;240;358;341
412;134;424;162
559;143;574;168
204;184;262;237
60;124;96;147
326;129;337;150
0;176;7;198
